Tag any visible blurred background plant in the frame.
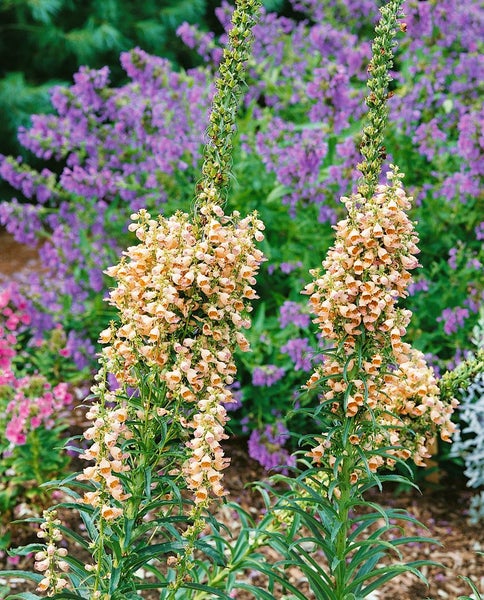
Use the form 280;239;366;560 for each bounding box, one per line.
450;309;484;523
0;0;210;160
0;284;84;554
0;0;482;481
0;0;286;160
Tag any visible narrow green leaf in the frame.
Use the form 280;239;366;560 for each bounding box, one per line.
234;582;276;599
178;582;233;598
1;571;43;583
6;593;42;600
8;544;44;556
195;539;227;567
458;575;483;598
242;560;309;600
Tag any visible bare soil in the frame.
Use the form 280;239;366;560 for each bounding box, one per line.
0;230;39;277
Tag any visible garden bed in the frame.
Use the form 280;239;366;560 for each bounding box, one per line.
1;433;483;599
1;230;483;598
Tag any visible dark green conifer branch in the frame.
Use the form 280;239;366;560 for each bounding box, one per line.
357;0;404;200
196;0;261;209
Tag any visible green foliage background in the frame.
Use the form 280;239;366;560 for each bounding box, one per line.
0;0;288;160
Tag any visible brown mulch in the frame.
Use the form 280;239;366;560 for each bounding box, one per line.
2;440;483;599
1;231;483;598
222;442;484;600
0;230;39;277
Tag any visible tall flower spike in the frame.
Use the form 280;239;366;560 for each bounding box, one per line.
357;0;404;200
196;0;261;209
303;1;457;476
35;510;70;596
97;0;264;513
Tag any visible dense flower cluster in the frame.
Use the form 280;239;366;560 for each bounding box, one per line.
95;202;265;504
304;169;457;470
35;510;70;595
378;347;458;466
305;172;419;354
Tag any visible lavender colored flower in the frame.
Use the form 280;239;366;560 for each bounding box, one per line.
437;306;470;335
447;247;459;270
414;118;447;161
248;421;296;472
281;337;313;371
407;278;430;296
225;381;243;411
252;365;286;387
176;22;223;64
457;108;484;177
279;301;311;329
464;286;484;314
475;222;484;241
280;261;303;274
445;348;473;372
424;353;442;379
240;415;250;434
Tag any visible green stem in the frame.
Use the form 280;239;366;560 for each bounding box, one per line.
357;0;404;200
29;428;44;486
93;511;106;593
334;446;354;598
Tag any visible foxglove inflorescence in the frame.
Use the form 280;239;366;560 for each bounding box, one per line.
305;169;457;473
302;0;458;479
95;203;265;504
34;510;70;595
76;0;264;535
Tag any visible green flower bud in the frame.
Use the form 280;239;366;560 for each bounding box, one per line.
195;0;261;213
358;0;405;200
